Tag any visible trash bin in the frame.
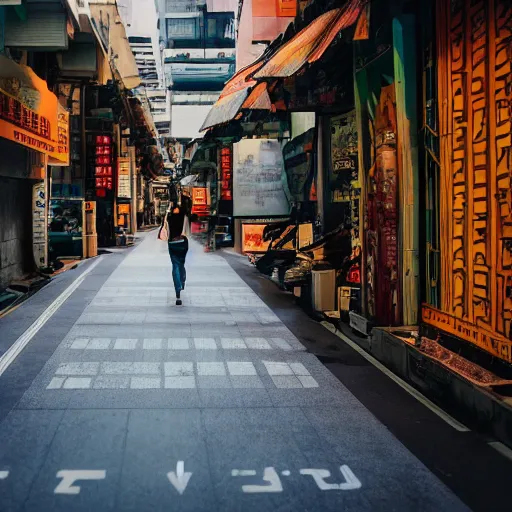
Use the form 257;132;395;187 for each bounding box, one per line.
311;268;336;311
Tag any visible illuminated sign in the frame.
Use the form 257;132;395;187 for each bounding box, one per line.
242;224;271;253
220;146;232;201
0;58;69;163
94;135;113;195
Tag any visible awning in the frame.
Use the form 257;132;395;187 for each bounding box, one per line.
254;0;363;79
200;88;249;131
89;2;141;90
241;82;272;110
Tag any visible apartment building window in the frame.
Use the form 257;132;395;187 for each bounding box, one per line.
165;0;205;12
205;12;235;48
166;17;201;48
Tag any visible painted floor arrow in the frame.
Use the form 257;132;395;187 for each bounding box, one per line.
167;461;192;495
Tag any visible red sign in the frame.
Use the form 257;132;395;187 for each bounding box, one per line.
220;146;232;201
94;134;113;195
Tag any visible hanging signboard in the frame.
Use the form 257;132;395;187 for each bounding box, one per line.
233;139;290;217
117;157;131;199
0;56;69;164
220;146;233;201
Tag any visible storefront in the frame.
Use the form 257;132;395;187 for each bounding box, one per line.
0;56;69;287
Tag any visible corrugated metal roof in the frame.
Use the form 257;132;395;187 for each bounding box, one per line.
254;0;363;79
200;88;250;131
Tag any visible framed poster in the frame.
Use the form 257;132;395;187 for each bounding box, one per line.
233;139;290;217
242;224;271;253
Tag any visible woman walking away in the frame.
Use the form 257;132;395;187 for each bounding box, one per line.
159;201;188;305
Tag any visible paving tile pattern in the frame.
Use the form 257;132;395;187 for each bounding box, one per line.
0;235;470;512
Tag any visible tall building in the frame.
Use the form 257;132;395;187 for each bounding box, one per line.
158;0;237;142
236;0;296;70
118;0;172;139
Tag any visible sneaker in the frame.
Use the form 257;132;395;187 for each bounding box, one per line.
176;299;182;306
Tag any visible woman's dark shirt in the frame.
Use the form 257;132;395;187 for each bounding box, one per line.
166;207;186;241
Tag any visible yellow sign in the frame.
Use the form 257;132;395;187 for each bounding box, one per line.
422;305;512;364
0;56;69;164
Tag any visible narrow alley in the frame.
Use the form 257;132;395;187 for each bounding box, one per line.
0;233;510;511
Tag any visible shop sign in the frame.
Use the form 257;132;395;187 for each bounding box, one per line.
93;135;114;196
117;158;131;199
242;224;271;253
220;146;232;201
0;57;69;164
422;305;512;364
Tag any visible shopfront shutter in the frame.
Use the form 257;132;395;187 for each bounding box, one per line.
4;7;68;51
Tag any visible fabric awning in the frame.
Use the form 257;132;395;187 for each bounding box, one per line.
89;2;141;90
254;0;363;79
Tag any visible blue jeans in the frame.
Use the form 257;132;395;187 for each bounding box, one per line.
168;237;188;295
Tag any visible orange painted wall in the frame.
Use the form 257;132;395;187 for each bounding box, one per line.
423;0;512;363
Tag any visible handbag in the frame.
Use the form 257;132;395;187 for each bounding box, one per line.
158;215;170;241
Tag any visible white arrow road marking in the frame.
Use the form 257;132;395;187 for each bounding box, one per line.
54;470;106;494
300;465;362;491
0;471;9;479
167;461;192;495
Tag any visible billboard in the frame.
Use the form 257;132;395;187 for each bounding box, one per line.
233;139;290;217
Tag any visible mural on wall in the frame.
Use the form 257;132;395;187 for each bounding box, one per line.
423;0;512;363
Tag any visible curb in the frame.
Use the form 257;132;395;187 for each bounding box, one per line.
323;320;512;450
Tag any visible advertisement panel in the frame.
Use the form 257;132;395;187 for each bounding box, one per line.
242;224;271;253
117;157;131;199
233;139;290;217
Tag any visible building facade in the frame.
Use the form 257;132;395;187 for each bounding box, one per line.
158;0;236;143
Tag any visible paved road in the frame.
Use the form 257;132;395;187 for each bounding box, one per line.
0;233;502;511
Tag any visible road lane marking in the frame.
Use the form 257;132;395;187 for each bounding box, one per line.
488;441;512;462
0;257;102;378
235;467;283;493
54;470;106;494
300;466;362;491
321;321;470;432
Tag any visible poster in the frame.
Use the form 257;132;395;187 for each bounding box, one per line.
32;183;46;267
117;157;131;198
242;224;271;253
330;111;358;203
233;139;290;217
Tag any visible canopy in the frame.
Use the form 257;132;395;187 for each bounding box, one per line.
200;88;249;132
89;1;141;90
254;0;363;79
